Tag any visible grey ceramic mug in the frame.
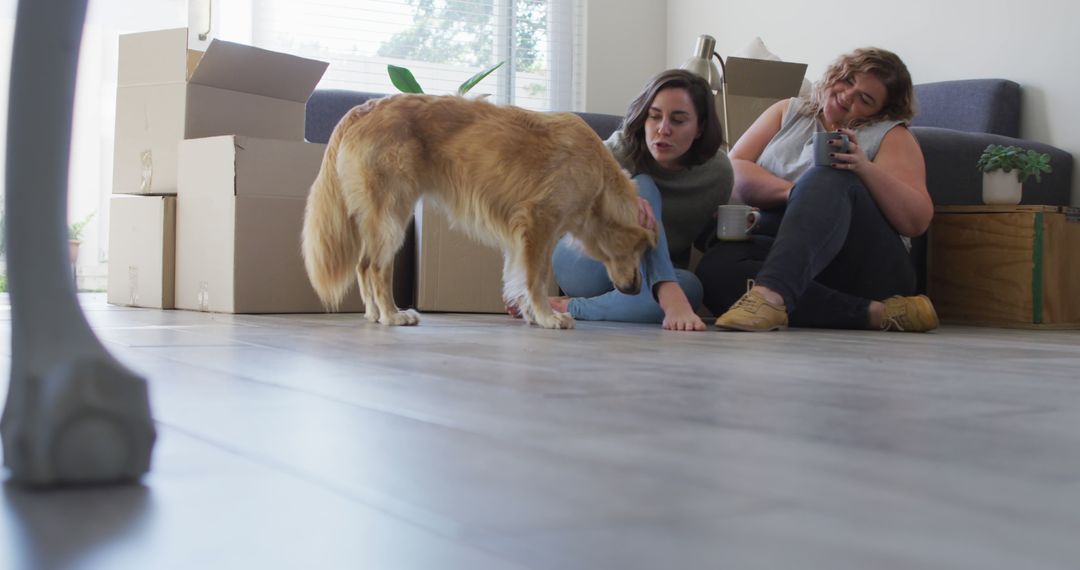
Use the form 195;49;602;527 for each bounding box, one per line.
813;131;850;166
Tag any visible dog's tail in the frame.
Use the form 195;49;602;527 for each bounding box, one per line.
301;110;364;311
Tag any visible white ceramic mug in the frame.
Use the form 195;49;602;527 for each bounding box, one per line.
717;205;761;241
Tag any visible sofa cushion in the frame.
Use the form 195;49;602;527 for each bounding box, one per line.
305;89;386;144
911;79;1020;137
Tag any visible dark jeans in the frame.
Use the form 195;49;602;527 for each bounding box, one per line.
695;166;915;329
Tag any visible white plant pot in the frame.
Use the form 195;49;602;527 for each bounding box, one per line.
982;170;1022;205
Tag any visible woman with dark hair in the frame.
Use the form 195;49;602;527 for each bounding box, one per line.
697;47;939;332
549;69;733;331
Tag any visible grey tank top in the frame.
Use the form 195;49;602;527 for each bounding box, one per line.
758;98;903;181
757;98;911;250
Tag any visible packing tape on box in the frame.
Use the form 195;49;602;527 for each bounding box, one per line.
127;265;139;306
140;149;153;193
197;281;210;312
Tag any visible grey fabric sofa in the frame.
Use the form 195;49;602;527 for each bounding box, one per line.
910;79;1072;206
305;81;1075;293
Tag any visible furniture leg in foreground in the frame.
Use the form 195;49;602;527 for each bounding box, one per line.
1;0;155;486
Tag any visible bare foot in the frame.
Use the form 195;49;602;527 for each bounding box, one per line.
549;296;571;313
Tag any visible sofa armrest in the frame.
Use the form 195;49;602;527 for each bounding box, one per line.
911;126;1073;206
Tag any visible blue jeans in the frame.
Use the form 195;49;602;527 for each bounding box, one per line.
695;166;915;329
552;174;703;323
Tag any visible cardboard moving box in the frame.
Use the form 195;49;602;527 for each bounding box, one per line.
928;205;1080;328
113;28;328;195
414;199;560;314
175;135;366;314
107;195;176;309
414;199;506;313
720;56;807;147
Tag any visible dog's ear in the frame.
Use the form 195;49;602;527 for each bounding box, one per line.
644;225;659;249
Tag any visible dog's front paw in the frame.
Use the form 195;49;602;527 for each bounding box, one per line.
535;310;575;330
380;309;420;326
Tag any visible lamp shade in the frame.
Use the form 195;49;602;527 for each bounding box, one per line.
680;34;722;91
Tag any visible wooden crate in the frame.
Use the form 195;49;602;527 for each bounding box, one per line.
928;205;1080;328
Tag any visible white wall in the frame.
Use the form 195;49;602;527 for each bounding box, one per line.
666;0;1080;204
583;0;667;115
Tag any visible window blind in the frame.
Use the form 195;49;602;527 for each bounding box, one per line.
247;0;582;111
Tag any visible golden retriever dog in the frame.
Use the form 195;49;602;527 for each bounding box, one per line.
301;94;656;329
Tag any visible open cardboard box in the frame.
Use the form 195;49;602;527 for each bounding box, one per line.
174;135;376;314
720;56;808;147
113;28;328;195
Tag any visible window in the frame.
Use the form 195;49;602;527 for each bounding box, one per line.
0;1;583;291
239;0;583;111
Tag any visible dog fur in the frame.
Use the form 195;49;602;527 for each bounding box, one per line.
301;94;656;329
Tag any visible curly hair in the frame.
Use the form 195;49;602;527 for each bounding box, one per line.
799;47;915;127
620;69;723;172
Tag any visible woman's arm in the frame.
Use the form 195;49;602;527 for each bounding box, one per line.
838;125;933;237
729;100;795;208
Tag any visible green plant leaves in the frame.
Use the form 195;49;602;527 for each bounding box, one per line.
457;61;505;96
976;144;1053;185
388;61;505;96
388;65;424;94
68;211;95;241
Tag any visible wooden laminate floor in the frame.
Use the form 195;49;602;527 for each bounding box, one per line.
2;293;1080;569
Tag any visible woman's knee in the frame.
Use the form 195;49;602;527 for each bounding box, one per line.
790;166;868;202
552;238;612;297
632;174;662;213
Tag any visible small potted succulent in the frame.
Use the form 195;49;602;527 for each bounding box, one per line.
976;144;1052;205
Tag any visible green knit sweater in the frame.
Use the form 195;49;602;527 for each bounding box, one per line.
604;130;734;267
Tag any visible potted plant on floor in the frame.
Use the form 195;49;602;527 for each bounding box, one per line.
68;211;94;268
976;144;1053;205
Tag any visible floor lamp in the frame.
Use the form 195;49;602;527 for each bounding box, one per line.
681;34;730;149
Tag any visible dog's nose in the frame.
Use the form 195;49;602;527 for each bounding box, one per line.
616;271;642;296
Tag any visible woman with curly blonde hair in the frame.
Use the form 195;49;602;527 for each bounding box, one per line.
696;47;939;332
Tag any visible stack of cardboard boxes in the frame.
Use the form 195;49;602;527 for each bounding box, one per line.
107;28;363;313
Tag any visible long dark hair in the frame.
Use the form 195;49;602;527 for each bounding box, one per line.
799;47;915;127
621;69;723;171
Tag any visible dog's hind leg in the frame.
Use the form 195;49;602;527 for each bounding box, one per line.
364;204;419;326
355;254;379;323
